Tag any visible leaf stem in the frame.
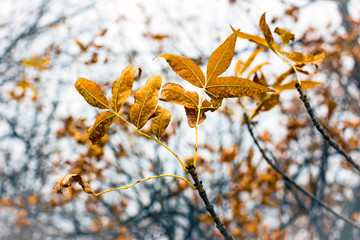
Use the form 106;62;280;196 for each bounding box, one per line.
282;54;301;86
94;174;196;196
193;88;206;168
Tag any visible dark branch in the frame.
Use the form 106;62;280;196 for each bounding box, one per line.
295;83;360;173
243;113;360;230
186;164;234;240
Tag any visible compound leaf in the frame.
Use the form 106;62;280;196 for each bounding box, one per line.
130;75;162;129
160;83;199;108
157;54;205;88
88;111;116;144
206;77;274;98
151;106;172;139
75;78;110;109
54;174;94;195
110;66;140;112
207;30;239;84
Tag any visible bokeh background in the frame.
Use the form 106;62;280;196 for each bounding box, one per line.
0;0;359;239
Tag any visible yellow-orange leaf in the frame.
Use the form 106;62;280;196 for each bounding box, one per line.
206;77;274;98
274;27;295;47
206;30;239;83
259;13;278;55
276;80;323;92
246;62;270;79
284;51;325;65
75;78;110;109
157;54;205;88
110;66;140;112
151;106;172;139
21;54;50;71
231;26;281;52
248;94;279;121
160;83;199;108
54;174;94;195
210;98;223;111
130;75;162;129
88;111;116;144
273;67;294;87
185;107;207;128
239;48;264;76
235;60;243;77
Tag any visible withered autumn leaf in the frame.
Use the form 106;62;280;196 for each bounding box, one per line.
75;78;110;109
110;66;141;112
248;94;280;121
259;13;278;55
237;48;264;76
151;105;172;139
157;54;205;88
231;24;282;52
88;111;116;144
206;30;239;84
205;77;274;98
276;80;323;92
54;174;94;195
185;107;207;128
273;67;294;87
274;27;295;47
130;75;162;129
284;51;326;65
160;83;199;109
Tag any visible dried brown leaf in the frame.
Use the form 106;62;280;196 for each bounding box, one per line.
248;94;279;121
151;106;172;139
273;67;294;87
240;48;264;75
75;78;110;109
185;107;207;128
160;83;199;108
206;77;274;98
246;62;270;79
88;111;116;144
110;66;140;112
210;98;223;111
276;80;323;92
284;51;325;65
157;54;205;88
274;27;295;46
206;30;239;83
259;13;278;54
130;75;162;129
231;26;281;52
54;174;94;195
235;60;244;77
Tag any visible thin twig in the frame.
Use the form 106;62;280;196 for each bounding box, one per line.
243;113;360;230
187;164;235;240
295;83;360;173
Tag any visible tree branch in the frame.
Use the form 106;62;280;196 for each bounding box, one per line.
243;113;360;230
186;164;235;240
295;83;360;173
